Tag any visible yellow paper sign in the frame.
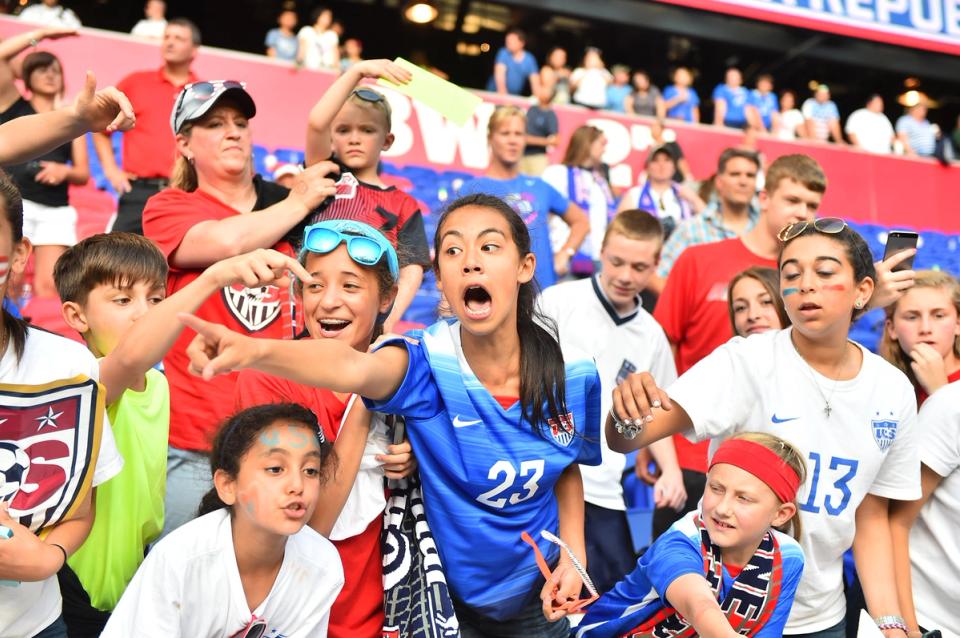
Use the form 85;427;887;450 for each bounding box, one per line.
378;57;483;127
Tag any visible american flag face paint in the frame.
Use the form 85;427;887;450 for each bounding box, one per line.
0;256;9;286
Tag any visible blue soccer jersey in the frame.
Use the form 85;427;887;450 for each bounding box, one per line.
576;511;804;638
457;175;570;289
365;319;602;620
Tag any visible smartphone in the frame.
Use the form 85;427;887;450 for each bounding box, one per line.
883;231;918;272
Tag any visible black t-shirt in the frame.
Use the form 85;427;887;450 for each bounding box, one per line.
524;105;559;155
0;97;73;207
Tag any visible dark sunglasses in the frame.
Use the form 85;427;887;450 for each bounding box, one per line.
778;217;847;243
173;80;245;125
235;617;267;638
351;87;392;119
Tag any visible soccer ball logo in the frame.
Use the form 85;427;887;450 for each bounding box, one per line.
0;440;29;502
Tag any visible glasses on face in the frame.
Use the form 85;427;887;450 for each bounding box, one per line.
350;87;392;120
173;80;245;128
777;217;847;243
301;222;399;280
233;617;267;638
521;530;598;614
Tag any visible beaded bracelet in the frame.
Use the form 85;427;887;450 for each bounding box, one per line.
610;409;643;440
876;615;908;632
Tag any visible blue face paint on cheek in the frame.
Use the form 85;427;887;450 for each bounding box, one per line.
782;287;799;297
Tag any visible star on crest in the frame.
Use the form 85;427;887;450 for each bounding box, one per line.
35;406;63;431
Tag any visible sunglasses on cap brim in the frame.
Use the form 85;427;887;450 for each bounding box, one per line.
171;80;250;133
300;221;400;281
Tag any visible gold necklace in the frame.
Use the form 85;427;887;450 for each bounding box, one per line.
791;335;850;419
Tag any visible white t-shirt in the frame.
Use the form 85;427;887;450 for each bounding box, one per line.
0;328;123;638
539;276;677;510
845;108;895;154
542;164;611;260
910;383;960;637
571;67;612;109
668;328;920;634
297;26;339;70
131;18;167;39
103;509;344;638
622;181;688;227
778;109;805;141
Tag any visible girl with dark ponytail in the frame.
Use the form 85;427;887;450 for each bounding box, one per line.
102;403;342;637
181;193;603;636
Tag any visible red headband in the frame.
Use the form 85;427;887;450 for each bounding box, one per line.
709;439;801;503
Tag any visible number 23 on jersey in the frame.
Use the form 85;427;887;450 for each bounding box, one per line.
476;460;546;509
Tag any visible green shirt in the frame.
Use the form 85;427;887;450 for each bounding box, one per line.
68;368;170;611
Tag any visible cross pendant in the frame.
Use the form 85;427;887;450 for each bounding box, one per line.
824;404;832;418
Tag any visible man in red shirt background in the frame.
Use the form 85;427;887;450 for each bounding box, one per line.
93;17;199;234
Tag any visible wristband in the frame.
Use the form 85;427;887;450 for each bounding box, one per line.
50;543;68;569
876;616;908;632
610;409;643;440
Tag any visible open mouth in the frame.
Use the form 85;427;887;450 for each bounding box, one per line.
463;285;492;321
799;302;821;311
317;318;351;338
283;501;307;519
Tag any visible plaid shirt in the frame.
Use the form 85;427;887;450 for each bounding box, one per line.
657;202;760;278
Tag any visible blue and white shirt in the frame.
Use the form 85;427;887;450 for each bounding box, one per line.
712;84;750;127
576;511;805;638
365;320;602;620
749;90;780;130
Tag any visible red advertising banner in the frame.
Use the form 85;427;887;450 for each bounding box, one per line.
1;17;958;232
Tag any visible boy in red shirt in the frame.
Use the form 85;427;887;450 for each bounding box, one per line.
305;59;430;332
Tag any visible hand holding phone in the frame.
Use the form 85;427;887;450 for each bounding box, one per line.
883;231;919;272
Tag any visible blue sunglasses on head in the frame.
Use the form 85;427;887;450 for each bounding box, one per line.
300;220;399;280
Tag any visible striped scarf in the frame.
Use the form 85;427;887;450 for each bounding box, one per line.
626;515;783;637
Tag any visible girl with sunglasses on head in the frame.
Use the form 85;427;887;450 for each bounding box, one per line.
181;193;602;637
606;218;920;638
102;403;343;637
304;59;430;333
459;106;590;289
234;220;415;638
577;432;806;638
142;80;341;540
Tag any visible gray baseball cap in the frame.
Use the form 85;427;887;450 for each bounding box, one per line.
170;80;256;134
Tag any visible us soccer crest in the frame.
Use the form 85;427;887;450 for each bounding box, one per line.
221;284;282;332
0;376;105;533
547;412;575;447
871;413;898;452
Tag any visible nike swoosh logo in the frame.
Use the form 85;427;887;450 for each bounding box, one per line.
453;415;482;428
771;414;799;424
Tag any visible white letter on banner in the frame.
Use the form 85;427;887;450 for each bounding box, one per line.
846;0;876;22
876;0;908;23
379;88;413;158
946;0;960;35
910;0;943;33
809;0;846;15
413;101;496;169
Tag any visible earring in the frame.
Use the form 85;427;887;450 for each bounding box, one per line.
854;299;863;309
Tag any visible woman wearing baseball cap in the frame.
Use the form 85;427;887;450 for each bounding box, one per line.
141;80;339;540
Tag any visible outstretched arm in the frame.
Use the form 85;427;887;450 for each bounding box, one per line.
0;71;134;165
98;250;312;405
305;59;411;166
180;313;409;400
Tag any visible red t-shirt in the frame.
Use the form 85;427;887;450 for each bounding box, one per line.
116;68;197;179
143;188;294;451
306;171;431;268
234;369;386;638
917;368;960;406
654;238;776;472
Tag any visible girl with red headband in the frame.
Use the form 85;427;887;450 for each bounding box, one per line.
576;432;806;637
606;220;920;638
